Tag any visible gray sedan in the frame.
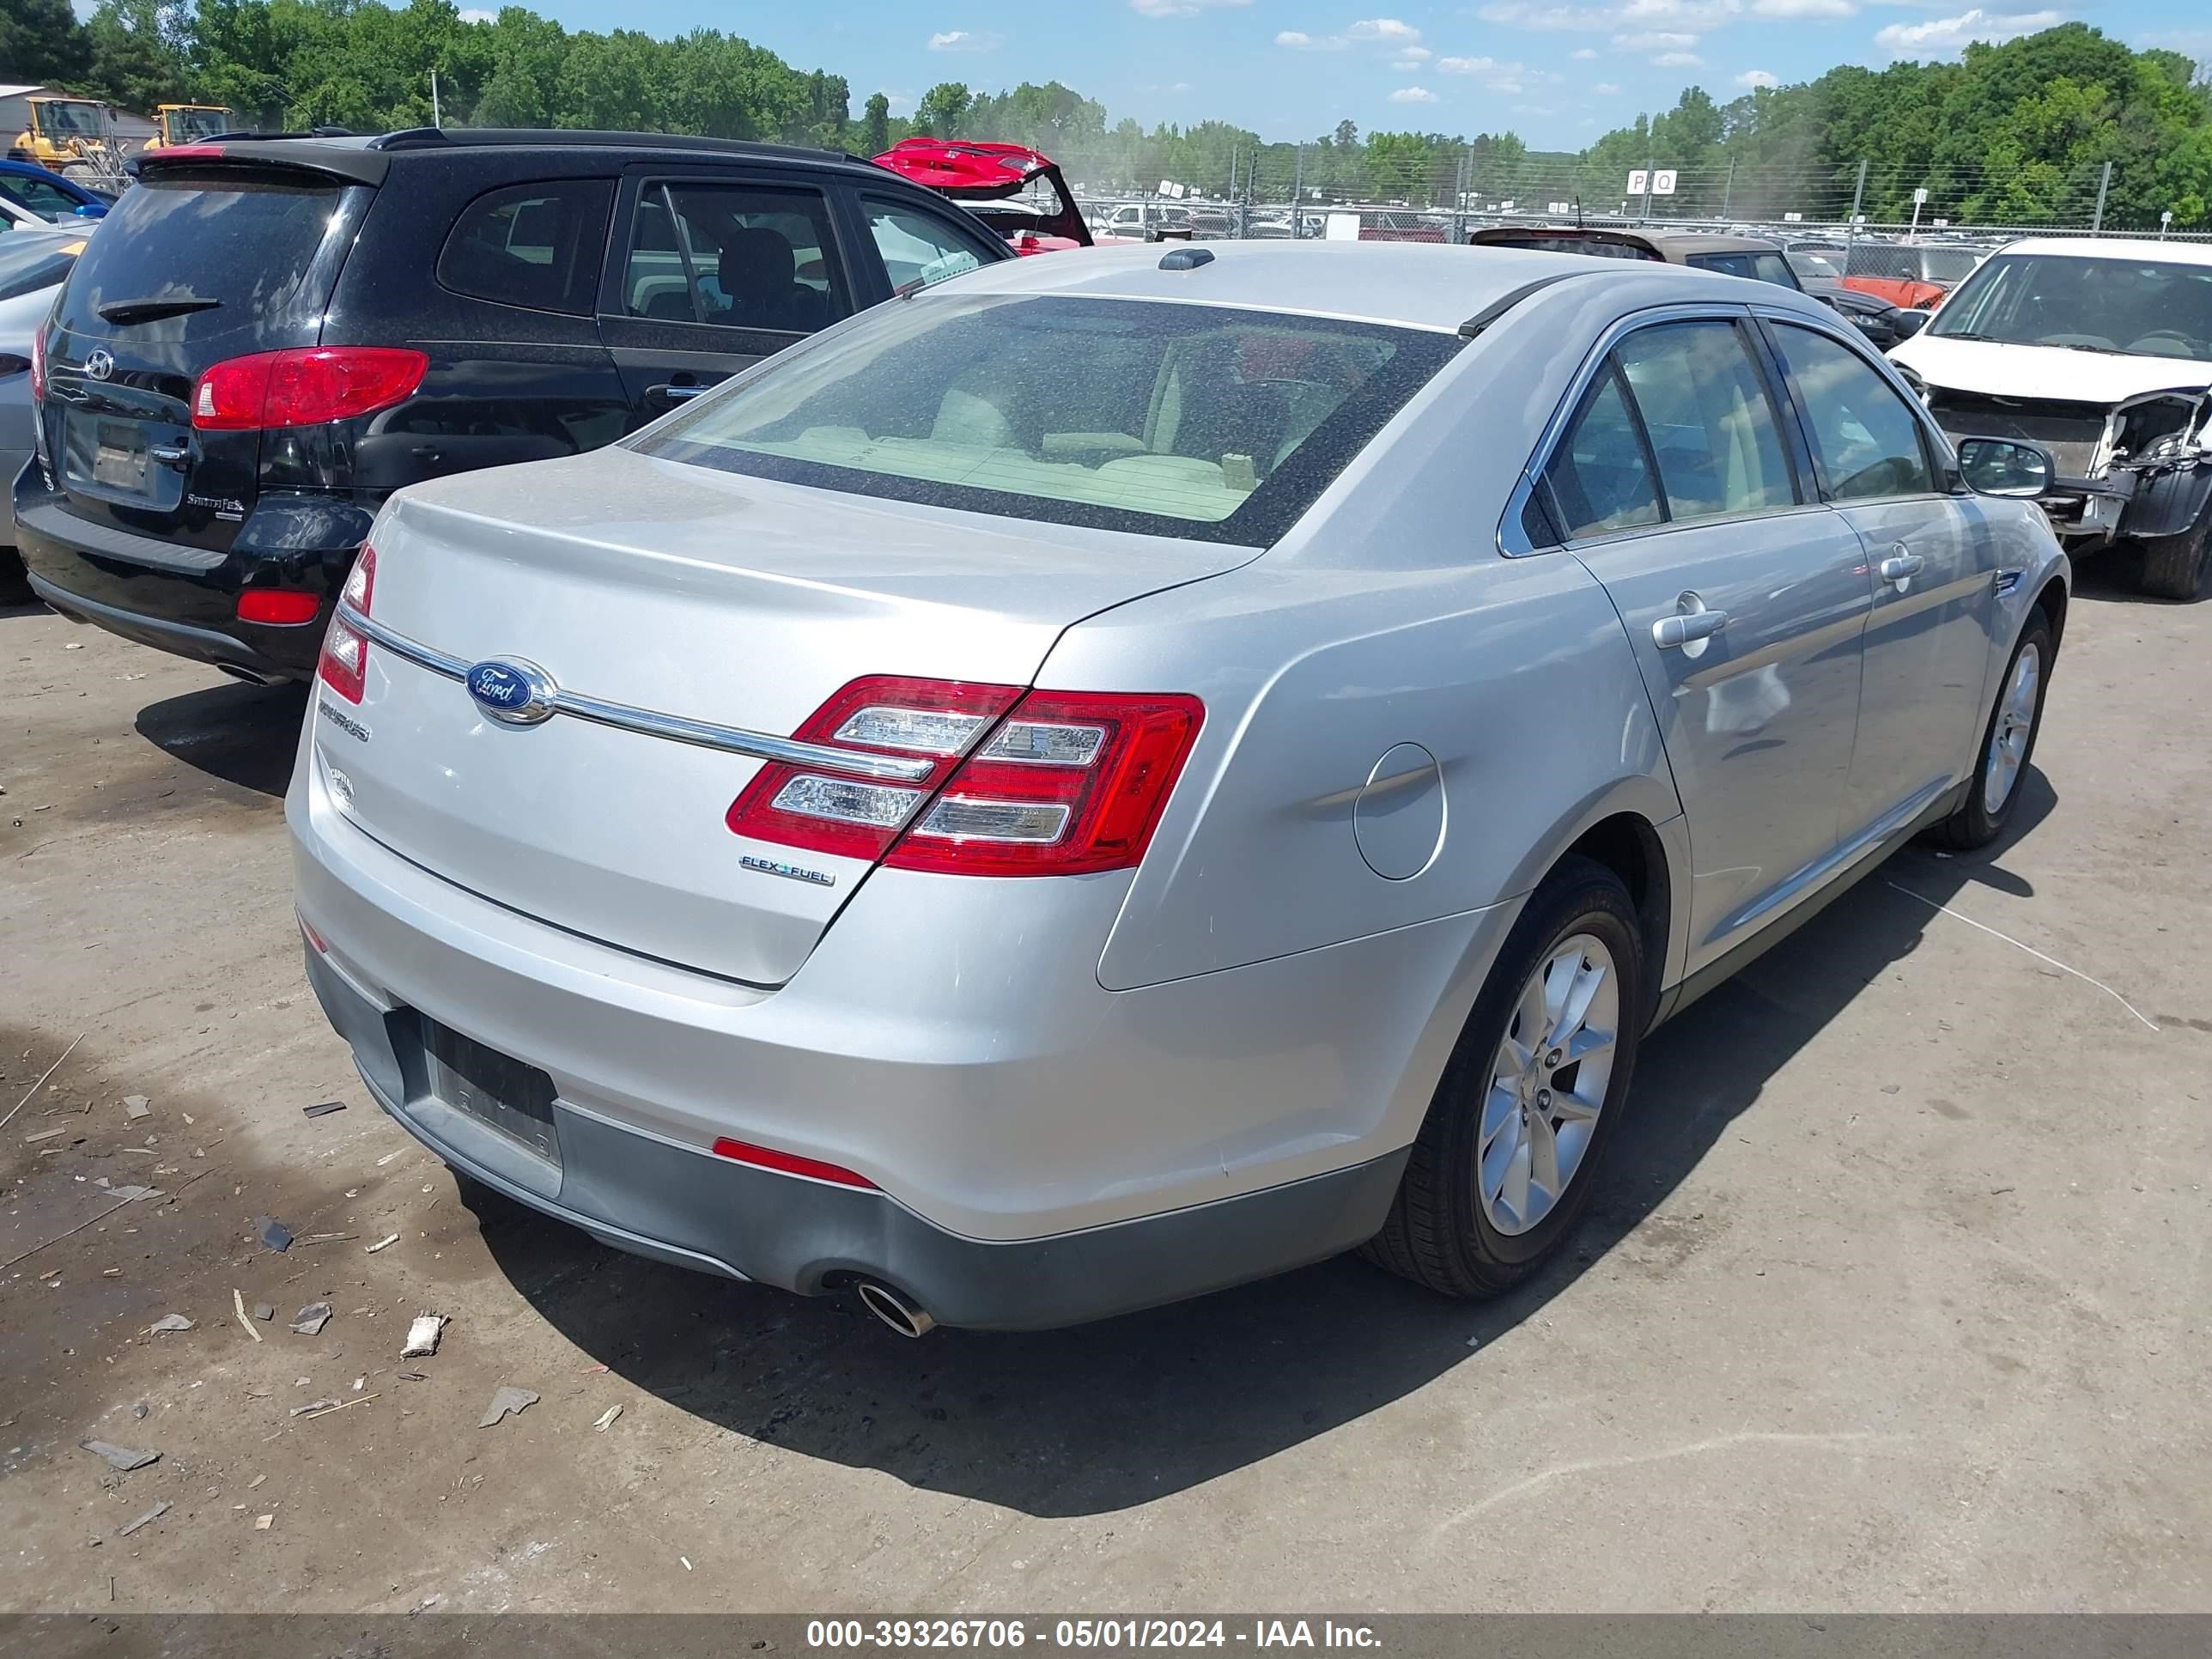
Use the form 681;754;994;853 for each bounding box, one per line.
289;242;2069;1331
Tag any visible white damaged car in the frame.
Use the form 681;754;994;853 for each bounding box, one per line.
1889;236;2212;599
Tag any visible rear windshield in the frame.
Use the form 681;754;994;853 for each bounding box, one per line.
633;295;1462;545
57;169;352;341
1480;234;1658;261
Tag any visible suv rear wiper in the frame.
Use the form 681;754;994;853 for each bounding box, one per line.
96;295;222;325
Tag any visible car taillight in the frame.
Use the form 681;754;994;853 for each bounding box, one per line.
725;677;1024;861
30;328;46;404
725;678;1204;878
316;545;374;704
237;588;321;625
192;347;428;431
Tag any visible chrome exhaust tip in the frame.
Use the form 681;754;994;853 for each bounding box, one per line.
854;1279;936;1339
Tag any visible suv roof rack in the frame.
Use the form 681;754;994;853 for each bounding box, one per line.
364;126;856;167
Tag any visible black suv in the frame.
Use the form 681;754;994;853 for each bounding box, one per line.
15;129;1012;681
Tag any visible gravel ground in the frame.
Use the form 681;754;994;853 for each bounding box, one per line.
1;556;2207;1613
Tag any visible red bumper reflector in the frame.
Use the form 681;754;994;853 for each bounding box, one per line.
710;1137;877;1189
237;588;322;625
298;916;329;954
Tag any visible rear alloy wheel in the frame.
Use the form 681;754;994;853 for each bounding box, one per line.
1364;856;1645;1297
1929;612;2052;850
2138;509;2211;602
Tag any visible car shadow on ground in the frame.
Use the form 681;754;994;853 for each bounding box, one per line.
471;774;2058;1518
133;679;307;798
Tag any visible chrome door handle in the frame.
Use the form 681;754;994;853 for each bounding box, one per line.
646;382;705;403
1652;610;1729;649
1881;552;1924;586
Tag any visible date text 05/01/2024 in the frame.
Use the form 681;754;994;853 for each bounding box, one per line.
805;1621;1384;1650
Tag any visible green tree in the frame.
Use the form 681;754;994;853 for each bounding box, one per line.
860;90;890;155
0;0;94;89
913;80;970;138
82;0;192;112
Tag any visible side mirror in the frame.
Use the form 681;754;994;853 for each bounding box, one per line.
1956;436;2054;498
1890;308;1929;339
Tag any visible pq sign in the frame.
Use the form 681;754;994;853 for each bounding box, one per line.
1626;169;1648;194
1651;170;1678;196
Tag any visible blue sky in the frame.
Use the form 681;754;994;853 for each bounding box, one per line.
120;0;2195;150
486;3;2210;148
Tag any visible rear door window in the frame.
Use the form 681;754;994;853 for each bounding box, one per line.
1765;323;1936;501
1613;320;1797;522
55;167;357;344
860;199;993;291
621;183;851;333
1540;367;1663;539
438;179;613;317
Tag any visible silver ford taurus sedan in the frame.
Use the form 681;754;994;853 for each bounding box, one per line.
289;241;2069;1332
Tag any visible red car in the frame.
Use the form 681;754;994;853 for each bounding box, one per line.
1839;241;1993;311
872;138;1093;256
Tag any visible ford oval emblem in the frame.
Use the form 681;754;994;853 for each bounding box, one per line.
465;658;556;726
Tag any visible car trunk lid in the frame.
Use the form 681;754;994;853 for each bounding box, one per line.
316;444;1259;986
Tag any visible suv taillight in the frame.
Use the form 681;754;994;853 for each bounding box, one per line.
29;328;46;404
726;678;1204;878
193;348;428;431
317;545;375;704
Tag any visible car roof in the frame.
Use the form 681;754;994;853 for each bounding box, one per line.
136;127;885;189
922;240;1808;332
1993;236;2212;269
1473;226;1780;261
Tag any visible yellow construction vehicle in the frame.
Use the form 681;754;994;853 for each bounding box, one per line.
8;95;130;185
146;105;237;149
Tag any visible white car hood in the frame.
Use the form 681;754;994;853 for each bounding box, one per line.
1890;333;2212;404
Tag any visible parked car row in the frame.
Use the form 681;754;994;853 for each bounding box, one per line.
7;127;2134;1333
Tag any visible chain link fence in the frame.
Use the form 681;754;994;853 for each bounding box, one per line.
1073;152;2209;246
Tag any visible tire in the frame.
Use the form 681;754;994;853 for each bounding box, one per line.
1929;611;2053;851
1364;854;1647;1298
2138;510;2210;602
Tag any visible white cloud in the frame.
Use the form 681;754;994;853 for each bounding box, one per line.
1389;85;1440;102
1753;0;1855;14
1654;49;1705;63
1130;0;1250;15
458;7;495;20
1392;46;1434;68
1595;81;1623;91
1613;28;1702;46
1874;6;2063;54
1277;17;1422;52
927;29;1005;51
1478;3;1615;27
1572;45;1601;57
1735;66;1781;84
1437;54;1545;91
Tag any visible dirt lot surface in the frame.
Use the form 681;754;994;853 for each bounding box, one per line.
2;562;2207;1615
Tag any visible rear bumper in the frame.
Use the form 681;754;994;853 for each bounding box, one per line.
289;726;1503;1328
307;944;1406;1330
11;473;374;677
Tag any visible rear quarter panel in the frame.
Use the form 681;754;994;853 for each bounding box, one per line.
1036;281;1695;995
